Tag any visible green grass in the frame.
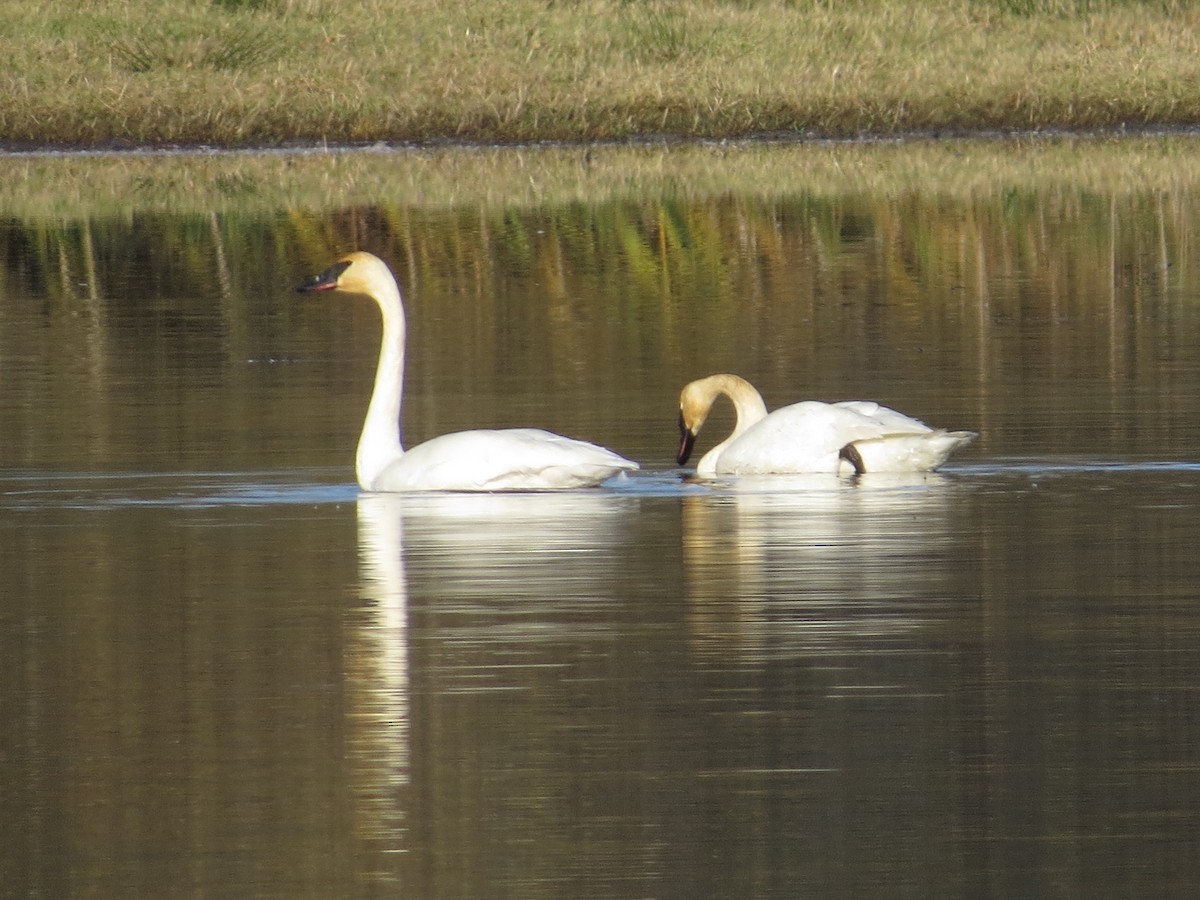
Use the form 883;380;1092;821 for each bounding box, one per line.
1;0;1198;146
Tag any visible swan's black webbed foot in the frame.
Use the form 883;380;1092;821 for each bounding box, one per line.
839;442;866;476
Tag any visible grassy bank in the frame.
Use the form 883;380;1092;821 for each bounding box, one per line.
0;0;1197;148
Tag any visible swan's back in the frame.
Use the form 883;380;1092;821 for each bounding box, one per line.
368;428;638;492
716;400;974;475
830;400;934;434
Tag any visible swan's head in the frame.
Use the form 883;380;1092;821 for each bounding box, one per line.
677;379;717;465
677;374;765;466
295;251;396;298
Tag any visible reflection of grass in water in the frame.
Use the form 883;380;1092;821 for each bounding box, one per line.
3;136;1200;219
7;137;1196;340
10;138;1195;456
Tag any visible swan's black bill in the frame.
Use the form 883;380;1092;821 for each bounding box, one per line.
295;260;351;293
677;413;697;465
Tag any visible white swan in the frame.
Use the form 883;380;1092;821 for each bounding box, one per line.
296;252;638;492
677;373;976;477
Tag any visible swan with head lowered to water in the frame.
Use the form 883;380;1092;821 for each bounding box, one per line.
677;373;976;477
296;252;638;492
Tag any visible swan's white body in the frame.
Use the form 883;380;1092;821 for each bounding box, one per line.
297;252;638;492
677;373;975;477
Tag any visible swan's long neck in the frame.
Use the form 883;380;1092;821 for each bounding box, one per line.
356;276;407;490
695;374;770;475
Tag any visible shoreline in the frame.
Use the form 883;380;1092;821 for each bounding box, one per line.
3;122;1200;159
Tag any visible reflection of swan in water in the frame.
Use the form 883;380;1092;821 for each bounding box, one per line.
677;373;976;476
398;493;636;697
397;490;633;559
347;489;640;886
681;473;969;664
404;488;637;708
296;252;638;491
348;489;636;853
348;493;412;871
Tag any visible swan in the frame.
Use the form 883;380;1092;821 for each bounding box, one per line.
677;373;976;477
296;252;638;492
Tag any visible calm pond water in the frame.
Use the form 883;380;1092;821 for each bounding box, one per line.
4;138;1200;897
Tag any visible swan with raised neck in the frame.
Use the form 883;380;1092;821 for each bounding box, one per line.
297;252;638;491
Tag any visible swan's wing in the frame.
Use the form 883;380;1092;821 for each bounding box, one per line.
714;402;875;473
372;429;637;492
715;401;947;475
831;400;933;434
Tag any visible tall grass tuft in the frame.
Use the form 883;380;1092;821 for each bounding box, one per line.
107;20;281;73
621;2;701;62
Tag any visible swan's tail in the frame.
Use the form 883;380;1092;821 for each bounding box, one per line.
839;430;977;475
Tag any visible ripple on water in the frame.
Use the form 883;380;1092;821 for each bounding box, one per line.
3;457;1191;513
0;469;358;511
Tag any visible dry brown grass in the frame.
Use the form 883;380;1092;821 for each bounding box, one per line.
1;0;1198;147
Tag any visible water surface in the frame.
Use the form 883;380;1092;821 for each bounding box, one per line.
3;138;1200;897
